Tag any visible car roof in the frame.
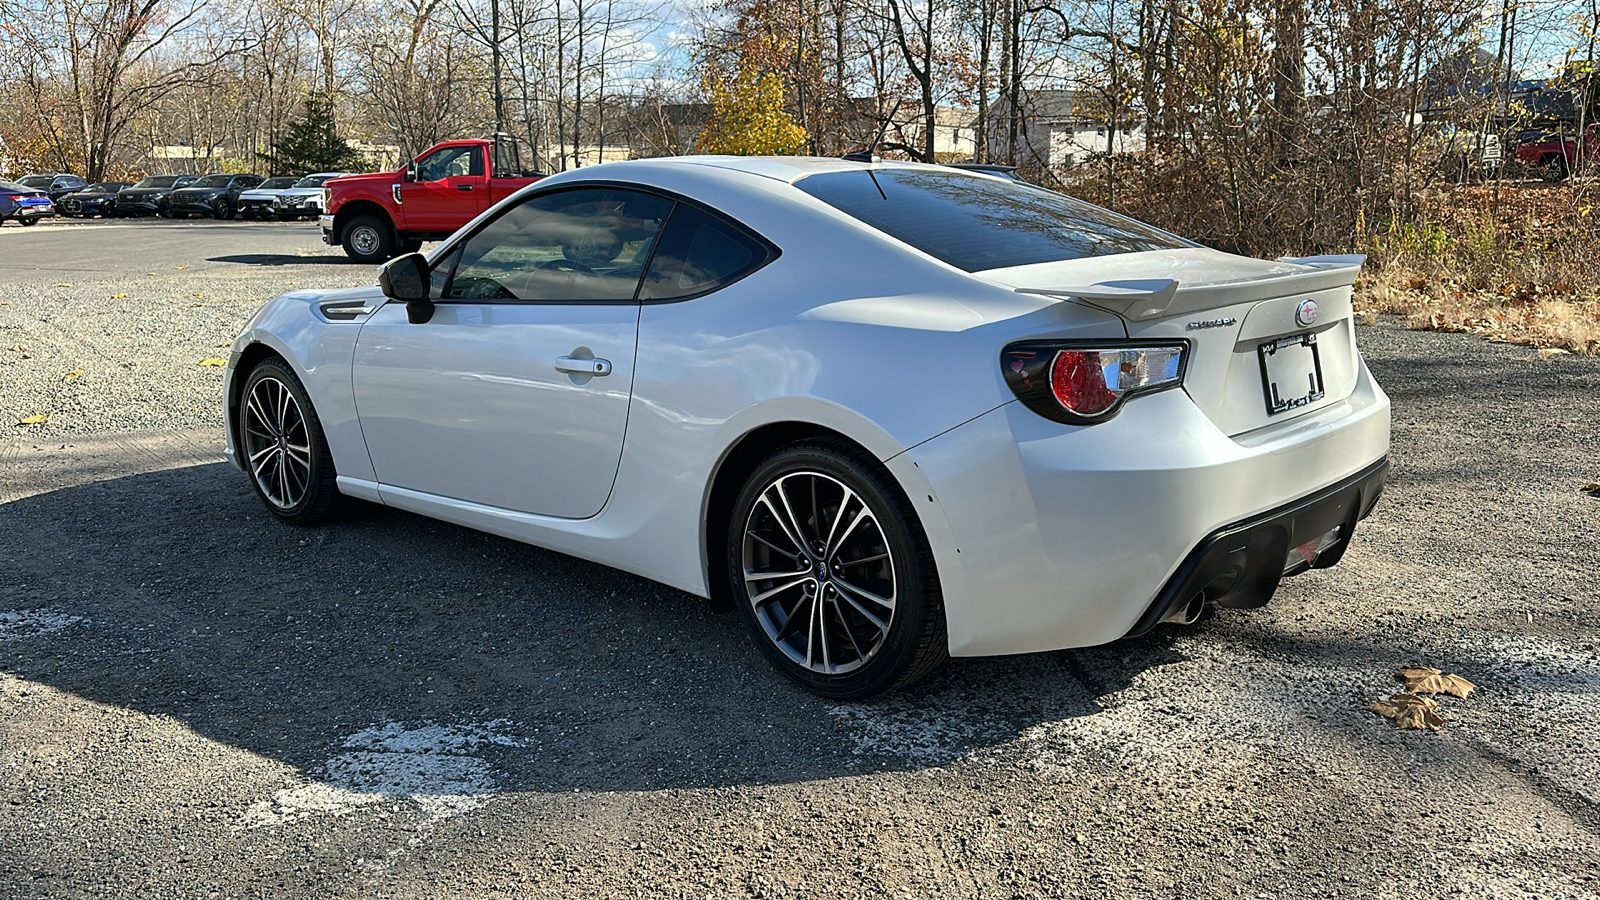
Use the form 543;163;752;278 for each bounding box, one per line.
586;155;958;186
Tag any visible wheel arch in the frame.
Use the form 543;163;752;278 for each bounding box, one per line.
700;419;943;615
225;340;305;470
332;201;396;241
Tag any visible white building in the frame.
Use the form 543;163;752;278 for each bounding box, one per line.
985;90;1146;167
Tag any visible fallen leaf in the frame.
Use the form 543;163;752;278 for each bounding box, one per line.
174;265;188;270
55;282;73;288
146;272;157;276
192;292;204;297
110;293;128;299
18;413;51;425
1367;693;1444;730
9;344;25;352
1538;348;1571;359
214;342;233;348
198;358;226;367
1582;481;1600;495
63;368;85;381
1396;666;1475;698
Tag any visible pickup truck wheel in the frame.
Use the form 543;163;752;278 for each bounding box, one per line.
342;216;395;262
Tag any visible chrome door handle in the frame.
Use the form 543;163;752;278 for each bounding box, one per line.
554;356;612;376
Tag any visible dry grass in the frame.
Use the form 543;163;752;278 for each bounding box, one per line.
1355;183;1600;355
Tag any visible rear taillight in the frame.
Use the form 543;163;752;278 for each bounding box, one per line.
1003;341;1187;424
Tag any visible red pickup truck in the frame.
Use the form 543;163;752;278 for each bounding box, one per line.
1513;124;1600;180
320;134;543;262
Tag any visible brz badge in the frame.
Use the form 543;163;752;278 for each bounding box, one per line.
1295;299;1319;327
1185;317;1237;331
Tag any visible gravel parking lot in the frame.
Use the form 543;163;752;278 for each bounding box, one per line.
2;217;1598;898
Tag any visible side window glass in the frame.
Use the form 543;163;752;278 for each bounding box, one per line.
443;188;672;303
429;246;460;298
640;205;772;301
416;147;482;181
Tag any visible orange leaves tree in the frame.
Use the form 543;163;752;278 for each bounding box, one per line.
697;65;807;155
693;0;812;156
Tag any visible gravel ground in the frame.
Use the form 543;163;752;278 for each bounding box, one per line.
2;218;1598;898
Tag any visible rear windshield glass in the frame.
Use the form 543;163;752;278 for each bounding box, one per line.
135;176;179;188
259;177;298;189
194;175;233;188
794;168;1190;272
0;181;34;192
294;174;337;187
18;175;52;188
85;183;120;192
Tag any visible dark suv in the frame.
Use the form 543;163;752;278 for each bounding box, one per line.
115;175;200;217
165;173;264;220
16;173;88;202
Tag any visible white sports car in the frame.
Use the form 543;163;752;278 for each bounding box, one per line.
224;157;1390;698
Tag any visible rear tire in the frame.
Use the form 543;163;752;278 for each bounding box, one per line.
20;218;37;226
213;199;233;220
237;358;348;526
726;439;947;699
341;215;395;263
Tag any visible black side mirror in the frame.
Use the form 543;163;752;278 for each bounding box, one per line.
377;252;434;323
404;161;418;183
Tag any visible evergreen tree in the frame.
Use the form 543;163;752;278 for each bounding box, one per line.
259;94;367;175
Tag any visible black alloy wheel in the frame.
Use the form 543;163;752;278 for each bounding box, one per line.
213;198;233;220
728;440;947;699
237;358;348;525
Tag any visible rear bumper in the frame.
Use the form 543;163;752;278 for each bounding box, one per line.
902;356;1392;657
1125;456;1387;638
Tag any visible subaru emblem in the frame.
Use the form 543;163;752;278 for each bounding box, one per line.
1295;299;1319;328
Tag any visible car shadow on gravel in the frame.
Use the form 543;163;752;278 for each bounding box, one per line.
207;254;354;266
1;462;1184;796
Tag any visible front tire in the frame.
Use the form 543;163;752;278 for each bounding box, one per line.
727;440;947;699
341;215;395;263
237;358;348;525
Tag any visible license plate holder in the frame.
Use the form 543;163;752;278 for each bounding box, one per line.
1259;333;1325;415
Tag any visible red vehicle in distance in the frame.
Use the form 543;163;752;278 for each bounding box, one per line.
1513;123;1600;181
321;134;544;263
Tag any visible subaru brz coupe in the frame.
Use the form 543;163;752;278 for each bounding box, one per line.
224;157;1390;698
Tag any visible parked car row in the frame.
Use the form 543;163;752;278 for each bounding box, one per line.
0;170;353;224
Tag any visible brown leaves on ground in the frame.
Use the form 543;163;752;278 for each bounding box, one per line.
1366;667;1475;730
1368;694;1445;730
1396;666;1475;698
62;368;85;381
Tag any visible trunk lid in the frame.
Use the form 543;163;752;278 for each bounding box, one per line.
981;248;1364;437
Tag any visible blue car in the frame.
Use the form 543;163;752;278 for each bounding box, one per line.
0;180;55;226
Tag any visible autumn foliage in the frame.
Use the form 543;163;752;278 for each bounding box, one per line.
697;68;807;156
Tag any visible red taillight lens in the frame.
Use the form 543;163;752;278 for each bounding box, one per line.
1002;342;1187;424
1050;350;1119;415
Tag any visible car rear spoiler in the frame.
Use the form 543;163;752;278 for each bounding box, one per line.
1014;255;1365;321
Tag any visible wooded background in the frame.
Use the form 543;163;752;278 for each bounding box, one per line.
1;0;1596;253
